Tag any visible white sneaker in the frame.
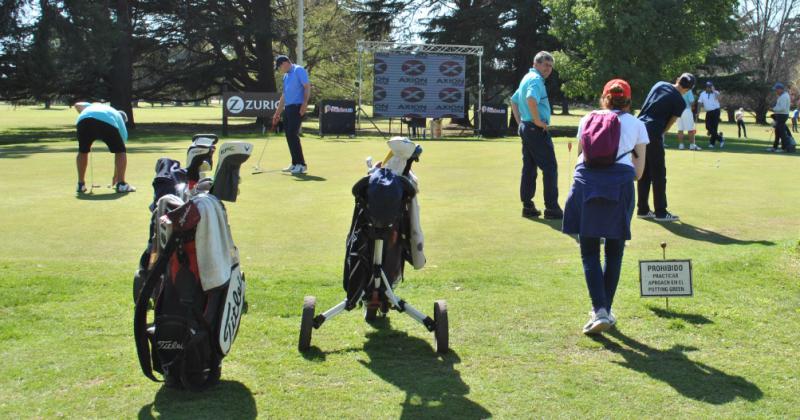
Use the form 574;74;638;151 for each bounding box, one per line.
689;144;702;150
766;147;776;152
708;144;715;149
719;140;725;149
115;182;136;193
608;310;617;327
678;143;685;150
583;308;611;335
291;164;308;174
282;164;296;172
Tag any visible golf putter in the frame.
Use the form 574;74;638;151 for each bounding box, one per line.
252;119;277;174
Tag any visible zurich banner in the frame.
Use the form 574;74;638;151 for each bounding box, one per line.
372;53;466;119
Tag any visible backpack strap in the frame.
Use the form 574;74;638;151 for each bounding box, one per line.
133;234;179;383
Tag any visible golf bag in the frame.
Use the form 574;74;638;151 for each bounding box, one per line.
133;134;251;390
343;137;425;307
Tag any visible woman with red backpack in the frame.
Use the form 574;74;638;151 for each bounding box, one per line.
562;79;649;335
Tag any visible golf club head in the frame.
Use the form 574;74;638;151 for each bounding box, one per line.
187;134;219;181
211;142;253;202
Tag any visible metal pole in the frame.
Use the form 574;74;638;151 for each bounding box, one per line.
296;0;304;66
477;53;483;136
357;43;363;131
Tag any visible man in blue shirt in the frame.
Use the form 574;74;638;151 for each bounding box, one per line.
73;102;135;193
636;74;694;222
272;55;311;174
510;51;562;219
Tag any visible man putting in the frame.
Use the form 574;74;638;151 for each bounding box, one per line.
272;55;310;174
74;102;135;193
511;51;562;219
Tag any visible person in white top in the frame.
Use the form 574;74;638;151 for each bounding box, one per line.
735;107;747;138
768;83;792;152
697;81;723;148
563;79;648;335
676;89;701;150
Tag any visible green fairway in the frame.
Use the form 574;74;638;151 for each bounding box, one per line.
0;106;798;418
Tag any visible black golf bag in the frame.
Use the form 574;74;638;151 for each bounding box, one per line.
133;134;251;391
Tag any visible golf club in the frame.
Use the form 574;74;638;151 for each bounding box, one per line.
89;148;102;193
252;120;277;175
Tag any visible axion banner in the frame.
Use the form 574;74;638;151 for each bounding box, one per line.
372;53;466;119
222;92;282;117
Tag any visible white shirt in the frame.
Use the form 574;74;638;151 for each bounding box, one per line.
773;92;790;114
698;91;721;111
576;112;650;168
735;110;744;121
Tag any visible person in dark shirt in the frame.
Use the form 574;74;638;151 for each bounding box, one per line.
636;73;694;222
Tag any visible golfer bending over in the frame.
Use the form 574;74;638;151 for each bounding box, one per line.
74;102;135;193
563;79;648;334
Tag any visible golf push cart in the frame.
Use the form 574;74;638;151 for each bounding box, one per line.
299;137;449;353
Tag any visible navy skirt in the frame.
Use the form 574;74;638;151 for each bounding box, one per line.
562;163;636;240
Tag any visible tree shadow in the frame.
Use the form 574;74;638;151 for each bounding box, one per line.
0;126;74;145
290;173;327;182
137;380;256;419
649;307;713;325
359;321;491;420
592;330;762;405
0;143;184;159
644;220;775;246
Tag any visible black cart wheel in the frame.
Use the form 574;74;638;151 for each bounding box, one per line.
434;300;449;354
365;305;378;322
299;296;316;352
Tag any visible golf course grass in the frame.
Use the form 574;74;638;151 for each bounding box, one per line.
0;104;798;418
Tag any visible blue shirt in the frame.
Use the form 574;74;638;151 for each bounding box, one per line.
682;91;694;109
76;103;128;142
511;68;550;124
282;64;309;105
638;82;685;138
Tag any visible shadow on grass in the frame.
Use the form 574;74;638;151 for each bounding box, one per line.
358;320;491;420
137;380;256;419
290;173;327;182
523;216;579;243
76;191;129;200
643;220;775;246
664;132;798;157
0;142;184;159
649;307;713;325
593;329;762;405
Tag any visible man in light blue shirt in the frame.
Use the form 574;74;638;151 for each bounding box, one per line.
272;55;311;174
73;102;135;193
510;51;561;219
769;83;792;152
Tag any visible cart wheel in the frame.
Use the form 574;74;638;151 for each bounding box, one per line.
365;305;378;322
299;296;316;352
434;300;449;354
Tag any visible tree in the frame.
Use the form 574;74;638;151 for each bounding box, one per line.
545;0;739;103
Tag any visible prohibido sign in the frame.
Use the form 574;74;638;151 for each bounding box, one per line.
639;260;693;297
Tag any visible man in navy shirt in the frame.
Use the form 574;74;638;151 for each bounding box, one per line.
272;55;311;174
636;73;694;222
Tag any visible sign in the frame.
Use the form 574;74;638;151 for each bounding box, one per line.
222;92;282;117
372;53;466;119
639;260;693;297
478;104;509;137
319;99;356;136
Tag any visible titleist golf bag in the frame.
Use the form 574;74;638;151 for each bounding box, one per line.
133;134;252;390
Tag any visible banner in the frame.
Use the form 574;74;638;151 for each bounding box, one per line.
223;92;282;118
319;100;356;136
373;53;466;119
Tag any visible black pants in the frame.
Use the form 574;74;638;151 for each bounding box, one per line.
705;109;721;145
773;114;789;150
77;118;126;153
637;137;667;217
737;120;747;138
792;116;797;133
519;123;559;209
284;104;306;165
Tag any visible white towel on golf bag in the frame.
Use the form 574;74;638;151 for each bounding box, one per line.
384;137;426;270
194;194;239;291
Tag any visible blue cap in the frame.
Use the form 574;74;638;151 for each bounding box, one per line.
774;82;784;90
275;55;290;70
705;81;713;87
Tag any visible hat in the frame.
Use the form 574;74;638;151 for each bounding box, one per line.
274;55;290;70
602;79;631;99
774;82;785;90
705;81;713;87
678;73;696;89
117;110;128;123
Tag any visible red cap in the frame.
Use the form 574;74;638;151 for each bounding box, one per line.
603;79;631;99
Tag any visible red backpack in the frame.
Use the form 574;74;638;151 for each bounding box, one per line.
580;110;631;168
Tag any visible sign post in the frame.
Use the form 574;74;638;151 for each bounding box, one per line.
639;242;693;309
